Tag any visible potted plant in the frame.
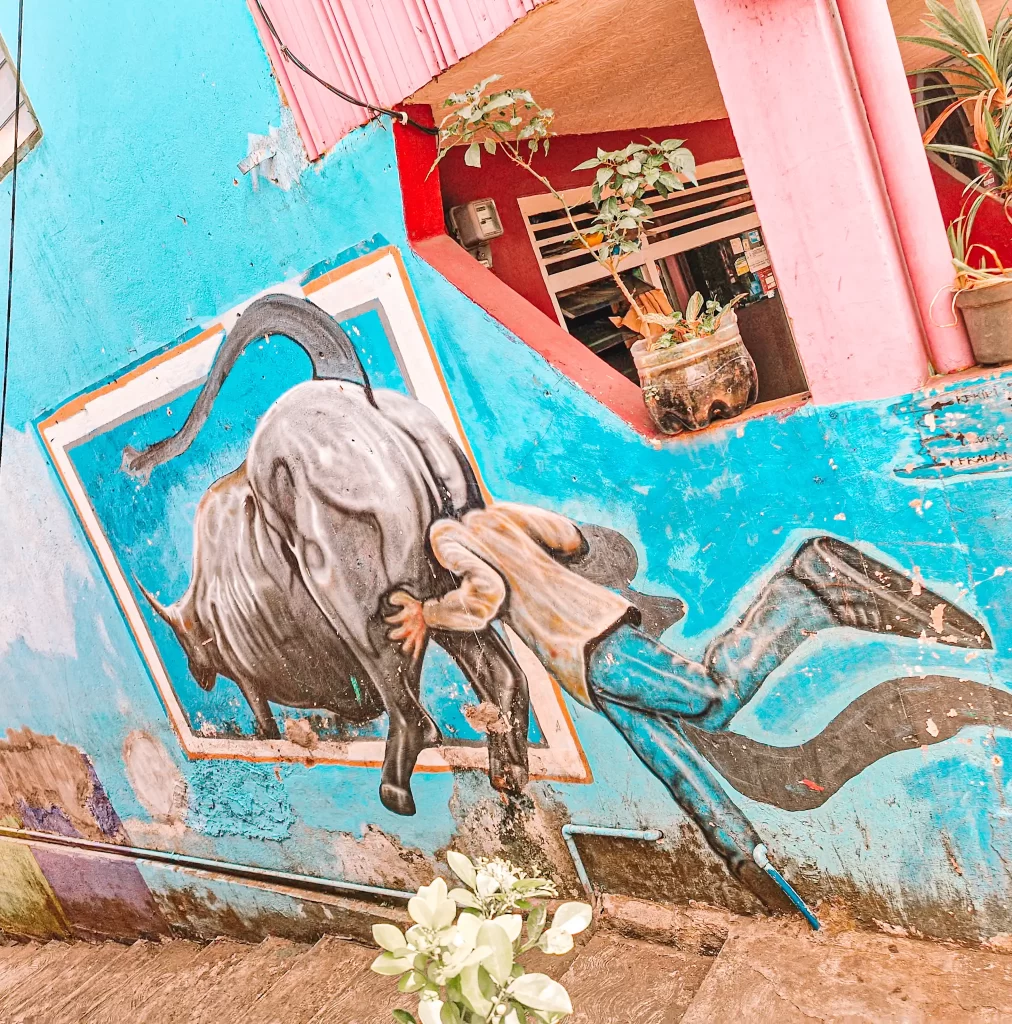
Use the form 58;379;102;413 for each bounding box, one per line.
633;292;757;433
946;193;1012;364
431;78;760;432
370;851;592;1023
906;0;1012;364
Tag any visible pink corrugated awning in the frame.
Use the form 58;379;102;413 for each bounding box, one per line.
249;0;547;160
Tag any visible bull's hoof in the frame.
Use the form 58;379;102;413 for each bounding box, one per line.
380;782;416;816
489;761;529;794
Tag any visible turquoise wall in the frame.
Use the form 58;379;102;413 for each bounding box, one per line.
4;0;1012;944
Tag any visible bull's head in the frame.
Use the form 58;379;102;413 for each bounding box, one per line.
135;578;221;692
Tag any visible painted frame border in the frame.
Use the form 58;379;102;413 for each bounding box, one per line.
38;244;591;784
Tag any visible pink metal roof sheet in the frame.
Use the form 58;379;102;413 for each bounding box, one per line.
250;0;546;159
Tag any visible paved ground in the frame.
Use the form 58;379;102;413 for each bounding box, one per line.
2;914;1012;1022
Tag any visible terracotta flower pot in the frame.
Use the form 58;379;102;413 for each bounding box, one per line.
955;279;1012;366
632;312;758;434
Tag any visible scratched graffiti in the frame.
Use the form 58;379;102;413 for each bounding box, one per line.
890;377;1012;479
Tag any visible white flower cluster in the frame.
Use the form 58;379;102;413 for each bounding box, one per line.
370;851;591;1024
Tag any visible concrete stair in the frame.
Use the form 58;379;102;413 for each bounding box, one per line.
1;913;1012;1022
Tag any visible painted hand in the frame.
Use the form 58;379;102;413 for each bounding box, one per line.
385;590;427;661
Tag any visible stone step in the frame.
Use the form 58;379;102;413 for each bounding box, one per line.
680;919;1012;1023
128;938;257;1023
187;937;307;1024
245;935;377;1024
308;941;424;1024
12;941;130;1024
75;940;203;1024
0;941;103;1018
558;933;714;1024
48;940;156;1024
0;942;43;991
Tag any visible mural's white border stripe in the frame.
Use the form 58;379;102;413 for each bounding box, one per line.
40;246;591;783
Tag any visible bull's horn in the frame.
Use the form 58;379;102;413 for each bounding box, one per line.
134;576;180;627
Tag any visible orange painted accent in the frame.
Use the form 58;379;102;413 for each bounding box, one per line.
37;323;224;434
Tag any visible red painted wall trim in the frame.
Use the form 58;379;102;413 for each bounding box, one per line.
393;106;659;438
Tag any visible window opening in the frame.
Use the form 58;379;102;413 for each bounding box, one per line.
914;71;976;181
518;160;808;404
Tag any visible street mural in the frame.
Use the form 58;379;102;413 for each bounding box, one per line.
37;242;1012;909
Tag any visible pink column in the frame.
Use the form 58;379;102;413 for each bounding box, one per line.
693;0;931;404
836;0;975;374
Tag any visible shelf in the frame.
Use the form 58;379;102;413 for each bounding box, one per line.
556;275;655;320
570;318;640;355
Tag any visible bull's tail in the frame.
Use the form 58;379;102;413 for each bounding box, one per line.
123;293;372;478
684;674;1012;811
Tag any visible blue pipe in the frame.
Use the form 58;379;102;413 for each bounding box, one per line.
561;824;663;892
753;844;820;930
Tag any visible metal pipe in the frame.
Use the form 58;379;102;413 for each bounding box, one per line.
835;0;975;374
561;824;663;893
0;825;414;903
753;844;820;930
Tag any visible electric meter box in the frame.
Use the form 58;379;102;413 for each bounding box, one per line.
448;199;504;249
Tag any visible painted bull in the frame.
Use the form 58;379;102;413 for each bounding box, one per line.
126;293;531;816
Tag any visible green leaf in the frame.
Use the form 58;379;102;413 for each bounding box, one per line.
478;920;515;985
573;157;601;170
464;142;482;168
374;924;408;952
507;974;573;1014
481;94;515;113
459;964;494;1017
513;878;550;892
392;1011;417;1024
483;138;497;156
449;887;480;908
657;171;685;191
372;951;415;976
595;166;613;188
440;1001;463;1024
398;970;429;993
526;904;548;945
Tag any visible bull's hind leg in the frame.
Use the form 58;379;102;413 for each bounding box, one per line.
245;689;282;740
438;628;530;793
371;643;442;816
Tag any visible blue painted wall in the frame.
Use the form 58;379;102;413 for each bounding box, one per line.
3;0;1012;943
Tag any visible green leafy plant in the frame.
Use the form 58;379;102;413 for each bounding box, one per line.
431;77;696;320
641;292;747;351
371;852;592;1024
905;0;1012;199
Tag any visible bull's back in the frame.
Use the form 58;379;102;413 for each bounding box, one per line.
245;381;444;645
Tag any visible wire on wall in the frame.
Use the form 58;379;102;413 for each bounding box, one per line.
0;0;25;480
252;0;439;136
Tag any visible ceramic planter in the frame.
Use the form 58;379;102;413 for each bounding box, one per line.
632;312;758;434
956;279;1012;366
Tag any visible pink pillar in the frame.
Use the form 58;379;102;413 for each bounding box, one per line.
693;0;931;404
836;0;975;374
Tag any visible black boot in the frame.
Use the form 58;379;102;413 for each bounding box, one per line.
790;536;991;649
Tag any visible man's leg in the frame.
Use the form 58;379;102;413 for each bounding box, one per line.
699;536;993;730
589;624;721;717
699;573;834;729
594;694;763;880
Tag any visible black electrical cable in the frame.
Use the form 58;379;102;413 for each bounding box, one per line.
253;0;438;136
0;0;25;479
